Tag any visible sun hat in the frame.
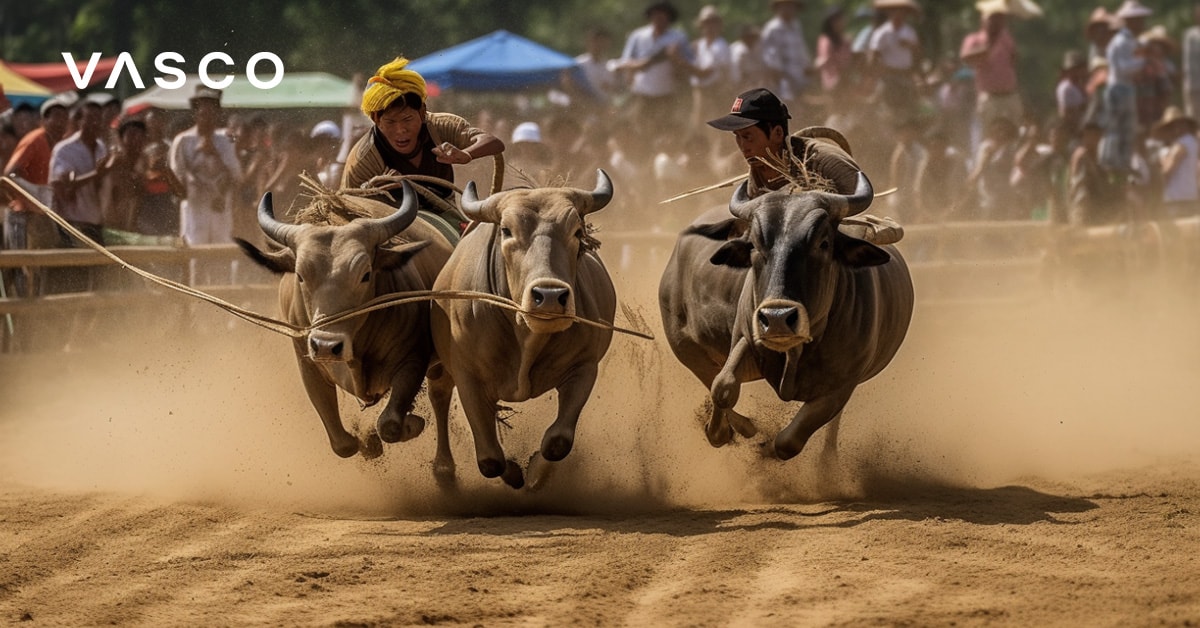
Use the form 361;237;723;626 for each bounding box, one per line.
873;0;921;12
310;120;342;141
1114;0;1152;19
1153;106;1198;135
706;88;791;131
696;5;722;24
511;121;543;144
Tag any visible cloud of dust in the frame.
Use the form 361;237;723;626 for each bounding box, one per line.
1;224;1198;516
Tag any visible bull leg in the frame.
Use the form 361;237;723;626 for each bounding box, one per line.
455;376;524;489
708;336;753;447
294;349;361;459
377;357;430;444
540;363;599;462
426;364;457;489
770;386;856;461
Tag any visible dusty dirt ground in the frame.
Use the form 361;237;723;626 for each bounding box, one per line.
3;229;1200;626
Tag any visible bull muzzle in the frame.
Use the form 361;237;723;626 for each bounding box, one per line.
308;329;354;362
519;279;575;334
754;299;812;352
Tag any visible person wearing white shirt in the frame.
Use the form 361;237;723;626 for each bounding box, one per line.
691;5;733;126
618;1;695;152
1100;1;1151;174
1182;3;1200;117
760;0;811;100
1154;107;1200;217
867;0;922;123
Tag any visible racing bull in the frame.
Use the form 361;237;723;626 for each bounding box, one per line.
658;172;914;460
431;170;617;489
238;182;454;463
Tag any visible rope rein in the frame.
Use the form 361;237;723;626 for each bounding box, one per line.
0;177;653;341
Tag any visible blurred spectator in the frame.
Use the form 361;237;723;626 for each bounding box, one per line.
690;5;732;126
0;111;17;168
1085;7;1116;70
1069;119;1124;226
913;126;967;222
310;120;343;188
3;96;70;296
815;6;854;95
575;28;620;106
761;0;812;100
1135;26;1177;131
170;85;242;249
618;2;694;154
1152;106;1199;218
49;96;110;291
868;0;922;124
1057;51;1089;134
136;140;184;238
965;115;1020;221
1014;121;1072;221
100;118;148;233
851;5;884;59
885;116;924;221
508;121;554;180
729;24;767;93
1185;2;1200;117
961;1;1022;130
1100;0;1152;174
10;103;39;140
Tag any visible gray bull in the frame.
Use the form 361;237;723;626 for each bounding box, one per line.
658;173;914;460
238;182;454;464
431;170;616;489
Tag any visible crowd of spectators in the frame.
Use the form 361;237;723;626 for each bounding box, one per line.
2;0;1200;301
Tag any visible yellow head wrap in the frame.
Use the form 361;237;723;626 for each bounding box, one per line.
361;57;428;117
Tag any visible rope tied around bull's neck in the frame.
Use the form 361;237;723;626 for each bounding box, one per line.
0;176;653;341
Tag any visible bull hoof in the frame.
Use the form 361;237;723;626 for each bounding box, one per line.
540;433;574;462
378;413;426;444
705;419;734;448
727;409;758;438
332;438;360;459
771;435;801;461
501;459;525;490
433;462;457;491
359;433;384;460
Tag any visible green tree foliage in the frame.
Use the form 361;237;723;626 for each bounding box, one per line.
2;0;1196;117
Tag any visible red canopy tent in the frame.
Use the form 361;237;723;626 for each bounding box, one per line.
5;56;120;91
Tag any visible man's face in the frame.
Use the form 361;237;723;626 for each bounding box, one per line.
733;123;785;169
42;107;69;139
79;104;102;135
375;103;426;156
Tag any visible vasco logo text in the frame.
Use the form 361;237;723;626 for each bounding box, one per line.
63;52;286;90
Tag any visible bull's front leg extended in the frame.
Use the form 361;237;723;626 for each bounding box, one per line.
377;357;431;444
526;363;599;492
455;375;524;489
294;345;362;459
708;336;753;447
772;385;856;461
426;363;457;488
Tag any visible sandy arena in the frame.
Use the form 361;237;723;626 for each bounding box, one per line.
2;213;1200;626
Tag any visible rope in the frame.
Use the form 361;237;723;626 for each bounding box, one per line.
0;176;654;342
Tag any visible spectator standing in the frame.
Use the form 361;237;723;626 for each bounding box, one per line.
1135;26;1177;131
170;85;242;247
1101;0;1152;174
575;28;620;107
1085;8;1117;70
1057;50;1089;134
960;1;1022;131
913;127;967;222
730;25;767;93
1152;106;1199;218
690;5;732;126
1069;119;1124;226
100;118;148;233
964;116;1020;221
761;0;812;101
1184;2;1200;117
48;96;110;293
618;2;695;151
815;6;854;95
868;0;922;124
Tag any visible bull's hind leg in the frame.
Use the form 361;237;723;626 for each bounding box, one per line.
426;363;457;489
770;386;855;461
456;376;524;489
377;357;430;444
295;349;363;459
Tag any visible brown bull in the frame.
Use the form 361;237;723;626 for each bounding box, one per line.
431;170;617;489
238;182;454;466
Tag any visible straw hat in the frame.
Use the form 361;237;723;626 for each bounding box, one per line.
1061;50;1086;72
975;0;1043;20
696;4;722;25
873;0;920;12
1139;25;1178;54
1153;106;1198;135
1114;0;1152;19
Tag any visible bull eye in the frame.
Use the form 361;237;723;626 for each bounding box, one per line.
361;270;371;283
501;226;513;238
820;239;830;251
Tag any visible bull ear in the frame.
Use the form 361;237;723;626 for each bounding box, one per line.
375;239;432;271
709;239;753;268
236;237;296;274
834;231;890;267
683;217;747;241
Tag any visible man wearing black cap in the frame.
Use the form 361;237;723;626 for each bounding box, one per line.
707;87;863;199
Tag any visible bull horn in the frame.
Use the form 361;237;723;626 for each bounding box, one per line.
257;192;303;247
727;180;754;220
459;180;499;223
360;179;419;244
831;171;874;221
579;169;613;216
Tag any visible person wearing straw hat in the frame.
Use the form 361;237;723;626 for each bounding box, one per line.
342;56;504;231
1100;0;1152;174
1152;106;1200;218
960;0;1024;130
867;0;922;123
1135;24;1177;131
1184;3;1200;118
1085;7;1117;70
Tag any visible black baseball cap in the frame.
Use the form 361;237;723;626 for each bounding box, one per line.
706;88;791;131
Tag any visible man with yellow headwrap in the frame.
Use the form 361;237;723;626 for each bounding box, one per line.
342;57;504;232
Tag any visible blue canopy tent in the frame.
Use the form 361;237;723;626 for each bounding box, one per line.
408;30;581;91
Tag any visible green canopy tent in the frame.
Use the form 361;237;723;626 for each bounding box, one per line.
122;71;358;114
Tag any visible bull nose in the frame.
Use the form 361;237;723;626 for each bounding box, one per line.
757;306;800;336
309;335;345;359
530;285;570;309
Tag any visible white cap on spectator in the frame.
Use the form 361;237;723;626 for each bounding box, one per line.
310;120;341;140
512;121;542;144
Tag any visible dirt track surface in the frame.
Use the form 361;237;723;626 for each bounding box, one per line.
3;243;1200;626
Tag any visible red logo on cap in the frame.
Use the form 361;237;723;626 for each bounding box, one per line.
731;97;743;113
